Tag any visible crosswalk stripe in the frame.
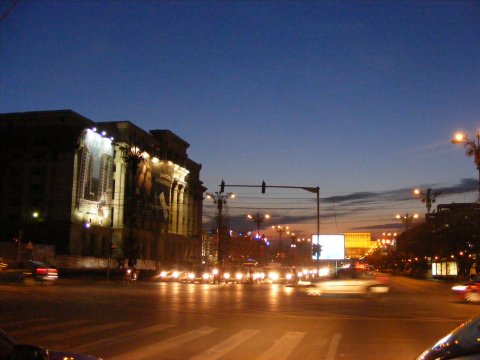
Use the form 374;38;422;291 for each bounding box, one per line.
35;321;131;343
8;319;91;336
191;329;260;360
325;333;342;360
1;317;50;329
109;327;216;360
70;323;173;354
257;331;306;360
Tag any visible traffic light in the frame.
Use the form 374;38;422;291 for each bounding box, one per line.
220;180;225;193
261;181;266;193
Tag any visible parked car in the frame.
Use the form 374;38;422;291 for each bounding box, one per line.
452;277;480;303
0;328;101;360
308;267;389;296
416;315;480;359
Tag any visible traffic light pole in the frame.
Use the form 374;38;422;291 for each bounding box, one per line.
220;180;321;260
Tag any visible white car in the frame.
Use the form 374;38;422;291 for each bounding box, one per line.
308;267;389;296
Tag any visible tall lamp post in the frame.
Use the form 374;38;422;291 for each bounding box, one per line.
413;188;442;214
121;143;146;268
272;225;289;259
396;213;419;258
206;191;235;265
247;213;270;263
452;131;480;202
247;213;270;237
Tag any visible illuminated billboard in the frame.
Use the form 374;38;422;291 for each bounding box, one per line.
134;159;174;224
74;129;114;225
312;234;345;260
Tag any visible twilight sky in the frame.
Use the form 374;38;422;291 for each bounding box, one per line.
1;1;479;239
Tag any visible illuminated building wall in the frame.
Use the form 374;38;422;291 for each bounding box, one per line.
0;110;205;268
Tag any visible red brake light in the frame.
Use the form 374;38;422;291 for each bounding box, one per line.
35;268;48;275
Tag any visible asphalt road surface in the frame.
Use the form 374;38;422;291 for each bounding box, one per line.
1;275;478;360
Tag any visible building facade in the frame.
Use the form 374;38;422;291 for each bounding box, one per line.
0;110;205;269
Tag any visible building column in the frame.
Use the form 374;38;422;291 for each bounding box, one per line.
178;185;185;235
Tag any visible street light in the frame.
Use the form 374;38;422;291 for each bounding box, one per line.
413;188;442;214
247;213;270;263
206;191;235;265
246;213;270;237
452;131;480;201
272;225;289;258
396;213;418;258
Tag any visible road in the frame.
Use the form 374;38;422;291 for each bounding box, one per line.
0;275;478;359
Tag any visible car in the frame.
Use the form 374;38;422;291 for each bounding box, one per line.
217;267;252;284
181;266;218;284
154;268;184;282
0;328;102;360
267;267;296;284
451;276;480;303
0;261;58;284
415;315;480;359
23;260;59;284
307;267;389;296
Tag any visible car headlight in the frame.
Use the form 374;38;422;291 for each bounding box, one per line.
202;273;210;280
160;271;167;277
224;272;231;279
452;285;468;291
173;271;180;278
286;273;293;280
188;273;195;279
269;272;279;281
235;273;243;280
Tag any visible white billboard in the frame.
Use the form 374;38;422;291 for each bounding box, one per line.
312;234;345;260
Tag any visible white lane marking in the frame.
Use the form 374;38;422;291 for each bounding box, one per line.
191;329;260;360
257;331;306;360
37;321;131;342
70;323;173;353
109;327;216;360
325;333;342;360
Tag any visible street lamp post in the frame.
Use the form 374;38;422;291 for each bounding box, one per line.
452;131;480;202
247;213;270;237
413;188;442;214
247;213;270;263
121;143;146;268
206;191;235;265
396;213;419;258
272;225;289;260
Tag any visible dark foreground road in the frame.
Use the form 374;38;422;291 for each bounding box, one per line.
1;275;478;359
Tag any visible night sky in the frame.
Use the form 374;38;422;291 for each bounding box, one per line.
1;1;479;239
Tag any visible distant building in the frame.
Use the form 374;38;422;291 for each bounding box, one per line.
344;232;372;259
0;110;205;269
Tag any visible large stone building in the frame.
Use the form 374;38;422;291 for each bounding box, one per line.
0;110;205;269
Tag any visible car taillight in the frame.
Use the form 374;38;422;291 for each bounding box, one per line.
36;268;48;275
